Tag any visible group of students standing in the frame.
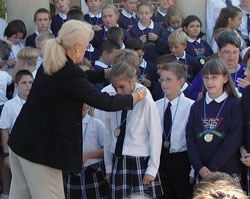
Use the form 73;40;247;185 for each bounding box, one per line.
0;0;250;199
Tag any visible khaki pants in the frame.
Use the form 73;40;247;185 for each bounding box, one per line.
9;149;65;199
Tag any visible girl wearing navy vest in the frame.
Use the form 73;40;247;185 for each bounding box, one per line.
183;15;213;67
93;5;131;49
129;3;169;63
186;58;243;183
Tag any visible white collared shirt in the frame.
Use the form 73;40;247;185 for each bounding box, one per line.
167;26;182;33
187;36;201;44
156;93;194;153
121;9;137;19
59;12;67;20
87;44;95;52
0;95;25;132
175;50;186;60
0;71;12;105
35;29;52;36
157;7;166;17
206;0;240;42
94;60;109;69
95;83;162;177
138;20;154;30
82;114;105;167
140;59;147;68
205;91;228;104
88;11;102;18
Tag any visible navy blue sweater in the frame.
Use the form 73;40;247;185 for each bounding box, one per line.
84;14;104;27
186;96;243;174
25;33;37;48
118;13;138;30
151;11;165;25
185;39;213;66
129;22;170;63
51;14;66;36
242;85;250;152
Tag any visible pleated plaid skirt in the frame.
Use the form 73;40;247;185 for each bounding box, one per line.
65;161;109;199
110;155;163;199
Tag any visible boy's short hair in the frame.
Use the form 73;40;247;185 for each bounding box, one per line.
17;47;39;66
67;8;84;21
35;31;55;47
79;57;93;70
156;54;176;65
168;30;187;46
193;172;248;199
0;40;10;61
107;27;124;43
34;8;51;21
125;38;144;51
217;31;241;50
161;61;187;80
15;69;33;84
100;39;120;54
4;19;27;39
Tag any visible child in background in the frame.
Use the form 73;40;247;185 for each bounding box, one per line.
4;20;27;74
26;8;52;48
213;6;244;52
35;31;55;69
152;0;174;25
118;0;138;30
129;3;169;63
51;0;70;36
65;103;109;199
67;8;84;21
103;62;163;199
156;62;194;199
0;70;33;199
107;27;125;49
84;0;103;31
186;58;243;183
183;15;213;67
93;5;131;49
168;30;201;83
125;38;159;91
164;6;183;35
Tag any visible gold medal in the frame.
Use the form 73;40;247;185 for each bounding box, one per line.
200;58;205;65
163;140;170;148
204;134;213;142
114;128;121;137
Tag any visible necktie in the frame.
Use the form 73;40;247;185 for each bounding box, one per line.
164;102;172;142
225;0;232;6
115;110;128;157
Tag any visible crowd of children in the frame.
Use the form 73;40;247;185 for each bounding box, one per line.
0;0;250;198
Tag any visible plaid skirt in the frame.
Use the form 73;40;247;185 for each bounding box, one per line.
65;160;109;199
110;155;163;199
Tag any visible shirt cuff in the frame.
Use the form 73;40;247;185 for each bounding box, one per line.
145;166;157;177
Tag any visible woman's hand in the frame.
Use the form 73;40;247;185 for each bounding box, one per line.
237;78;250;89
132;87;146;103
199;166;211;179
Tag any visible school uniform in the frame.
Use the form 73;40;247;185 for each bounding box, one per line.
84;12;103;29
99;82;163;199
84;44;100;64
92;25;131;49
173;51;202;83
0;95;25;132
156;93;194;199
118;9;138;30
206;0;240;43
139;59;159;91
51;12;67;37
0;71;12;106
93;60;110;90
151;8;166;25
164;26;182;36
7;43;24;74
66;114;109;199
185;37;213;66
129;20;169;63
36;56;43;70
237;7;250;46
186;92;243;180
26;30;52;48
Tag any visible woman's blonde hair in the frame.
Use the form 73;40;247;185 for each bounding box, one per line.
201;58;238;99
17;46;39;66
43;20;94;75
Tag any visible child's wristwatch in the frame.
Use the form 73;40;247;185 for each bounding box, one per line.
2;152;9;158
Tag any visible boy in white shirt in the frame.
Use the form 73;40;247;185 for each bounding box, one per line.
0;70;33;199
156;62;194;199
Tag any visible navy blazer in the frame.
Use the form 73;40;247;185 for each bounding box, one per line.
8;57;133;173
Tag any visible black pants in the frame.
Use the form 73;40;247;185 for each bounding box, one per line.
159;151;193;199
